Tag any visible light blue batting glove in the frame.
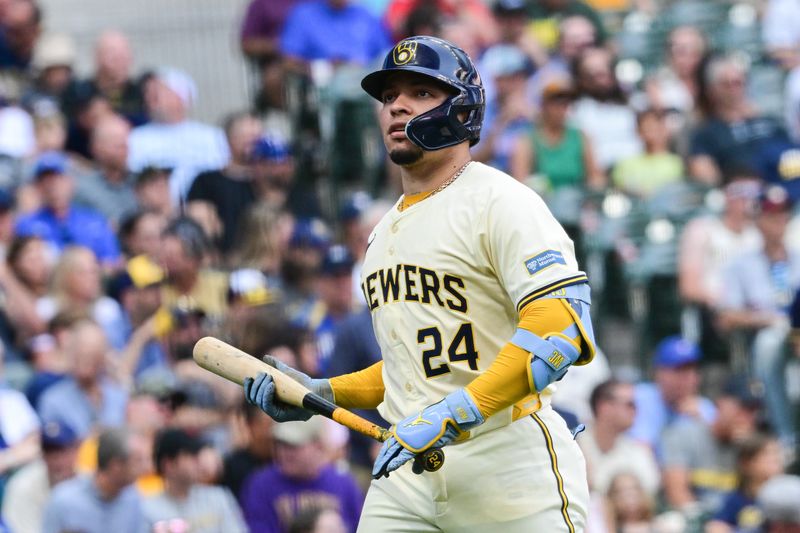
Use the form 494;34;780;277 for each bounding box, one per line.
243;356;333;423
372;389;484;479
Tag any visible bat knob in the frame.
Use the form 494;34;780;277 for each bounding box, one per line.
418;448;445;473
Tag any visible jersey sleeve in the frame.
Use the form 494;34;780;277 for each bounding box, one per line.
329;361;385;409
479;183;587;313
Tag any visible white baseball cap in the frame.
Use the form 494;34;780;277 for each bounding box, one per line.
154;67;198;108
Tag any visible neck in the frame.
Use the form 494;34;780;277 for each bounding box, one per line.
94;472;121;500
173;271;199;293
30;281;48;297
248;440;272;460
592;422;620;453
102;165;127;184
49;204;70;219
253;180;288;205
542;122;564;137
764;240;787;261
225;161;252;179
95;71;124;94
159;111;186;125
400;148;471;196
69;294;95;308
645;143;667;155
722;212;747;232
165;478;191;500
716;104;747;122
77;378;100;397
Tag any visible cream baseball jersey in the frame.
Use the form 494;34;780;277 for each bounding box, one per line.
360;162;587;436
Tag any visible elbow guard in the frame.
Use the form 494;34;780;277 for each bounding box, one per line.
513;283;595;393
513;329;580;392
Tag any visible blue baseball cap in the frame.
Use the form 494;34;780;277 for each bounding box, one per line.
321;244;354;276
654;335;701;367
289;218;330;250
339;191;373;222
252;135;291;163
41;419;79;449
721;375;763;409
33;150;68;179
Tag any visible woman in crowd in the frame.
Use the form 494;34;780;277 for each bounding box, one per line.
604;472;657;533
510;77;605;191
36;245;126;350
705;433;785;533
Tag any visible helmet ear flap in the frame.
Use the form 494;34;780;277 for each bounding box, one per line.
405;91;484;151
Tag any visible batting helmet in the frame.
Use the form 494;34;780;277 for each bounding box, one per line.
361;36;485;151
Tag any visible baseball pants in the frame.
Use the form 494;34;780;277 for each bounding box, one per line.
357;405;589;532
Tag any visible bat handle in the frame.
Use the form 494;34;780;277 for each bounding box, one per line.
415;448;445;473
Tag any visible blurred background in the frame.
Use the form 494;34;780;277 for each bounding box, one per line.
0;0;799;532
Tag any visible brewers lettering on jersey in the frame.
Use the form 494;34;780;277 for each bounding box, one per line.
244;35;597;532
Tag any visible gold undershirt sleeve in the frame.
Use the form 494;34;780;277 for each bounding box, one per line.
465;298;580;419
329;361;385;409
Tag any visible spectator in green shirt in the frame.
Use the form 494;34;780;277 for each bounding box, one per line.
612;108;685;198
511;77;605;191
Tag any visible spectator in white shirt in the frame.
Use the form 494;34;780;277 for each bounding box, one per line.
127;67;229;203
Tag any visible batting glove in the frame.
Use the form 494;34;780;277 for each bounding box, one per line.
243;356;333;423
372;389;484;479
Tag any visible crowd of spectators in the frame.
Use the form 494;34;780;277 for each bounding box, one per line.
0;0;798;532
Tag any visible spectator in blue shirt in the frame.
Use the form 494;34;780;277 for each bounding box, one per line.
42;428;146;533
628;336;716;456
15;151;121;267
37;320;128;439
280;0;390;68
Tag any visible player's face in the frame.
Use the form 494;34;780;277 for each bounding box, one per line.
378;72;452;166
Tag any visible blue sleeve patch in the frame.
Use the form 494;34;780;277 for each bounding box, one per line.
524;250;566;276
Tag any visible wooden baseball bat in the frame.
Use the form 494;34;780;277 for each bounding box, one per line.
192;336;444;473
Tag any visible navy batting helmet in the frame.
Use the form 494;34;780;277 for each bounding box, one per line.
361;36;485;151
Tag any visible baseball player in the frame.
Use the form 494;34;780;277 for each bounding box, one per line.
244;36;596;532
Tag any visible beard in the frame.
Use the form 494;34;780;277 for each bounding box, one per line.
389;145;424;166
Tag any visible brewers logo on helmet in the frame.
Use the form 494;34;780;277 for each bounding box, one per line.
393;40;417;65
361;36;485;151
